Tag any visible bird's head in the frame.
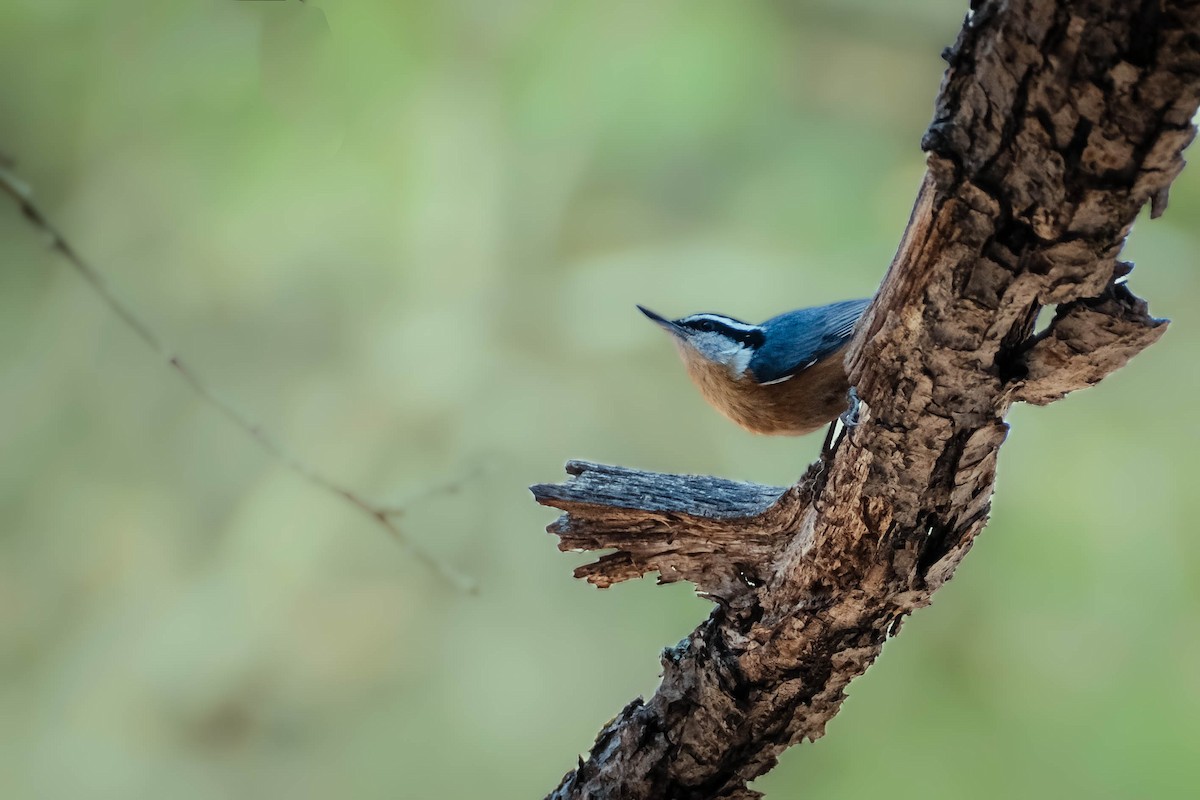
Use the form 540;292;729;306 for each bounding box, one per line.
637;305;765;379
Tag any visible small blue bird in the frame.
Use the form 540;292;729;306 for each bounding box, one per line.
638;299;870;436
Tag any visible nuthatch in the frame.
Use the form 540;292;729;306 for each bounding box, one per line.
638;299;871;436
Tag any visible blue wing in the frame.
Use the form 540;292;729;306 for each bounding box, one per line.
747;299;871;384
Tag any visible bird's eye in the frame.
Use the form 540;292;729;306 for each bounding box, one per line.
696;320;713;332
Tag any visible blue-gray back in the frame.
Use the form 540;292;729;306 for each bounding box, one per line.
748;298;871;384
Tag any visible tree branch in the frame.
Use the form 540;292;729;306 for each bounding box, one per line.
532;460;796;598
533;2;1200;797
1009;272;1168;405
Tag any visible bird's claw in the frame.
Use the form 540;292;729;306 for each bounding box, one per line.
840;386;861;428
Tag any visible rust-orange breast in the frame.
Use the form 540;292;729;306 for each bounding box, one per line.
681;344;851;436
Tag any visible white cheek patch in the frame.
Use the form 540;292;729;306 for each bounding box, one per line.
728;346;752;379
676;332;754;380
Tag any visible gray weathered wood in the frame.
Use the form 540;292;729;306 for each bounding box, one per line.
532;461;797;597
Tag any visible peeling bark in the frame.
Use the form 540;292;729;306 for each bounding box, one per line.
1010;274;1168;404
531;461;793;597
532;2;1200;798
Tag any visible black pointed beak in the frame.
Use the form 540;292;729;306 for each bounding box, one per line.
637;305;680;334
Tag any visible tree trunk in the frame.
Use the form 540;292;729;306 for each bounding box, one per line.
531;2;1200;798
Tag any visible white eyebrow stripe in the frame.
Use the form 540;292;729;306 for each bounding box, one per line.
679;314;758;332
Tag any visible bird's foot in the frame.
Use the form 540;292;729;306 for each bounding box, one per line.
822;387;861;458
840;386;861;428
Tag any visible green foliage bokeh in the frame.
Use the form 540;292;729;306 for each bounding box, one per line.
1;1;1198;798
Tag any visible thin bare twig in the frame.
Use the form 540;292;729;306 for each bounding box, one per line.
378;461;494;518
0;162;477;594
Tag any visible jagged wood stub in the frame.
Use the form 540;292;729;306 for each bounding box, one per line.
532;460;801;598
531;2;1200;798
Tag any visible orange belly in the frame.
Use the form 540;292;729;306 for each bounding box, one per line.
683;345;851;436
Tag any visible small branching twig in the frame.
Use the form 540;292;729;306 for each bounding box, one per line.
0;161;476;594
378;461;494;518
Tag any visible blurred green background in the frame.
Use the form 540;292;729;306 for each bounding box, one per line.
1;1;1198;798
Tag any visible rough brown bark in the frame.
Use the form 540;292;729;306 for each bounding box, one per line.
531;2;1199;798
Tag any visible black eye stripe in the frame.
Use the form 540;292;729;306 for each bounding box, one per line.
737;329;766;348
679;317;764;347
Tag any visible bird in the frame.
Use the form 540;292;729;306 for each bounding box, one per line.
638;299;871;436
